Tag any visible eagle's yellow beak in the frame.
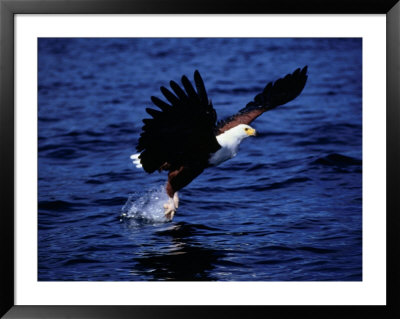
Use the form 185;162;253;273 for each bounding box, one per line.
246;128;257;136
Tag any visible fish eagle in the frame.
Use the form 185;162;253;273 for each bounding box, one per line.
131;66;308;220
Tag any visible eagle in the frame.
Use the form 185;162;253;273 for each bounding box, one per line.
131;66;308;220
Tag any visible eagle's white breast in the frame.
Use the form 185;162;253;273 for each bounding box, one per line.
208;124;254;166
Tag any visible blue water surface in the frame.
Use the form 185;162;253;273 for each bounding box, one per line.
38;38;362;281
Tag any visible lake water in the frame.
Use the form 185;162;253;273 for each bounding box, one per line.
38;38;362;281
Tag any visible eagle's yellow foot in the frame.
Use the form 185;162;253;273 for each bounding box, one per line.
163;197;176;221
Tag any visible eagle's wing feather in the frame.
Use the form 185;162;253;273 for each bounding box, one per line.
215;66;308;134
170;80;188;101
136;70;220;174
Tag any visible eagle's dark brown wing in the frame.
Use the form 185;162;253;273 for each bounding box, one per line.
215;66;308;135
136;70;220;174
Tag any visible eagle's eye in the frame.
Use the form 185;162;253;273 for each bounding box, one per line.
244;128;249;131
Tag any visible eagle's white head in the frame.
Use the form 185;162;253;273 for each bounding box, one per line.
217;124;257;147
230;124;257;139
209;124;256;166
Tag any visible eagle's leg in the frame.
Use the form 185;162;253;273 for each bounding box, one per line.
164;179;179;221
163;192;179;220
173;192;179;208
163;197;176;220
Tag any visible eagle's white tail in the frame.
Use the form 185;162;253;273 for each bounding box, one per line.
130;153;143;168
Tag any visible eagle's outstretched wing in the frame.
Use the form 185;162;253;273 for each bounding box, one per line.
136;70;221;174
215;66;308;135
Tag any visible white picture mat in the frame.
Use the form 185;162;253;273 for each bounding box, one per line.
14;14;386;305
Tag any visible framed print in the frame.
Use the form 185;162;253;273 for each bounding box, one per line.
1;0;399;318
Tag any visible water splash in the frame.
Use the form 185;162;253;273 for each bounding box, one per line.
120;185;169;223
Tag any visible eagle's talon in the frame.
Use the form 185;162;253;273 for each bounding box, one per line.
164;197;176;221
164;209;175;221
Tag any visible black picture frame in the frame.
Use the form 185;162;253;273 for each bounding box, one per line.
1;0;399;318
